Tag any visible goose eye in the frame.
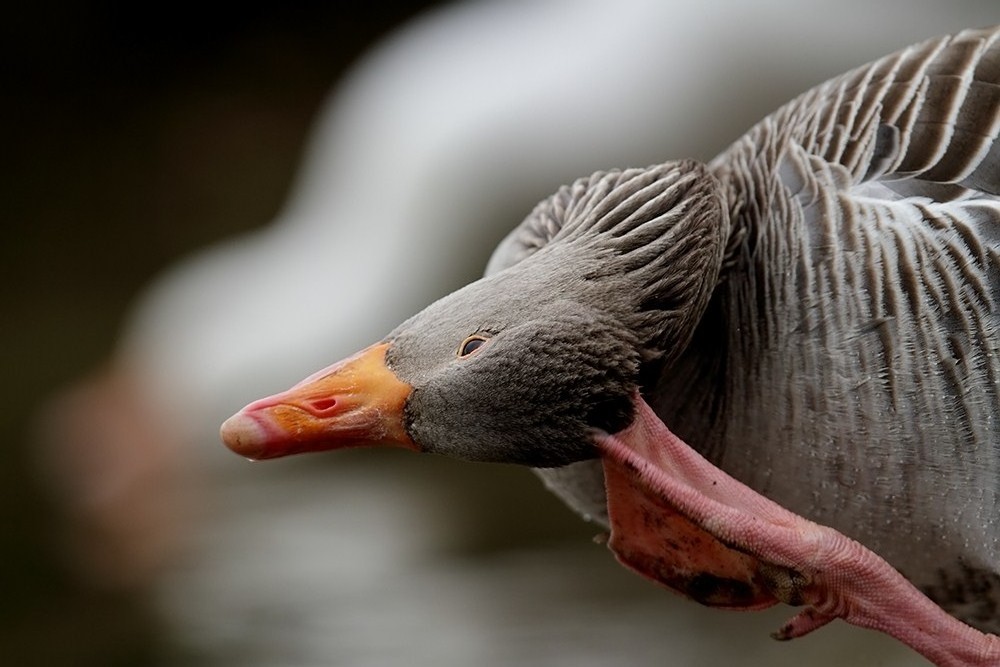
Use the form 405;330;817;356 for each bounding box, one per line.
458;335;488;358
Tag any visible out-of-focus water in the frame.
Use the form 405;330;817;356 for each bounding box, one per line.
158;460;926;666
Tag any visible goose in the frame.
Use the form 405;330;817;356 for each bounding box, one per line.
50;4;1000;664
221;25;1000;665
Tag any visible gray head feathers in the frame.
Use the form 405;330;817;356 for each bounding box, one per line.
386;160;728;466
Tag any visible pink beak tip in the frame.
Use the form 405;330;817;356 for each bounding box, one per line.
220;411;268;459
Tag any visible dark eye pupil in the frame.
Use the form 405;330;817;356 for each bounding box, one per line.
459;336;486;356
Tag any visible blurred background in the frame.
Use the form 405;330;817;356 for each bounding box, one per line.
6;2;999;665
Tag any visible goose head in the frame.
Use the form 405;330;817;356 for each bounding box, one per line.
221;161;727;467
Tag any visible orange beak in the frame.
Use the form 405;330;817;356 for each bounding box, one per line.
220;342;417;460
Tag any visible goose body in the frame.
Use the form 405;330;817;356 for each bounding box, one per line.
526;25;1000;630
222;25;1000;664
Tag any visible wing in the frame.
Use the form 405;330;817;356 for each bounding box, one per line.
709;24;1000;442
710;25;1000;402
716;26;1000;193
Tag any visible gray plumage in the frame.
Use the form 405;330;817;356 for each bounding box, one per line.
388;162;726;464
479;27;1000;631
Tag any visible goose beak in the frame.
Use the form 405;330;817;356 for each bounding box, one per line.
220;342;417;460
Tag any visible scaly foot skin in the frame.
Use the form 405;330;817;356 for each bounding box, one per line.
595;396;1000;667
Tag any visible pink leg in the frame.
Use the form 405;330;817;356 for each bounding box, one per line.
594;396;1000;667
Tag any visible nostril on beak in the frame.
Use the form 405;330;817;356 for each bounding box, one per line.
309;397;338;413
